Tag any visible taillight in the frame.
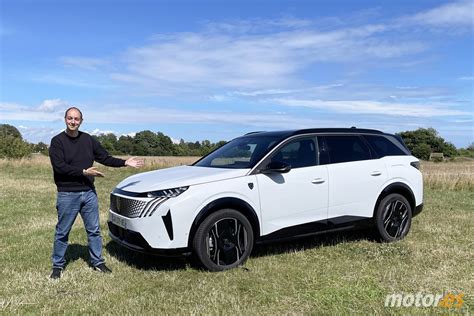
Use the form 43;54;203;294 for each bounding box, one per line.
410;161;420;170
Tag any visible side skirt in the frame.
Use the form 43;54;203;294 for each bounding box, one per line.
257;216;373;244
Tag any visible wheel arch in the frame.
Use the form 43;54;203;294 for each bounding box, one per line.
373;182;416;218
187;197;260;248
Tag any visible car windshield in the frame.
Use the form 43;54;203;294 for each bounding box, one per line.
194;135;283;169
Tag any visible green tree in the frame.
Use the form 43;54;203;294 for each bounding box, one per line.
94;133;118;154
117;136;134;155
397;128;458;160
33;142;49;155
0;124;32;158
411;143;432;160
155;132;174;156
133;130;158;156
0;136;33;158
458;142;474;158
0;124;23;139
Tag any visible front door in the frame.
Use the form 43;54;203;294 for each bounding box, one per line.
255;137;329;235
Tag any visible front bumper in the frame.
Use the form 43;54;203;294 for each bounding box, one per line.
108;222;189;256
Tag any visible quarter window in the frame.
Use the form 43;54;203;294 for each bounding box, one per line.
322;135;372;164
363;135;409;157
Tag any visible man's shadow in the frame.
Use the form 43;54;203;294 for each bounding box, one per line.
60;243;186;271
64;243;90;267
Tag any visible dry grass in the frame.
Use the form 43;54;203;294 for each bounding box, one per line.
421;160;474;191
2;155;472;191
0;154;199;169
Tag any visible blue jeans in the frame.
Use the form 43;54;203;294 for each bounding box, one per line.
52;190;105;268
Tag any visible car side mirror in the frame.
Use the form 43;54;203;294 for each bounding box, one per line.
261;161;291;174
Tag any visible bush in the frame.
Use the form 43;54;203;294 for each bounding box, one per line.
0;136;33;159
398;128;459;160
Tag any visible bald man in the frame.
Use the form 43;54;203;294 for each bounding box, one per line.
49;107;143;279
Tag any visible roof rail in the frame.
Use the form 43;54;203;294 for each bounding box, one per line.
244;131;265;135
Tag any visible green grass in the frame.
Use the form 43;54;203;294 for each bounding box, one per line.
0;159;472;314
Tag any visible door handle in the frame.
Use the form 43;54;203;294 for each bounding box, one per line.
370;171;382;176
311;178;326;184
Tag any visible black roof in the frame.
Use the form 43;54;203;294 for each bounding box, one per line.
244;128;384;138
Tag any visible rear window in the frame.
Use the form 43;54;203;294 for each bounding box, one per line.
322;135;372;164
363;135;409;157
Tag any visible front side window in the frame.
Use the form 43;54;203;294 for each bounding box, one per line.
322;135;372;164
194;136;283;169
270;137;318;168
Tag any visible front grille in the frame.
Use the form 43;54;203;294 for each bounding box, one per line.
110;194;168;218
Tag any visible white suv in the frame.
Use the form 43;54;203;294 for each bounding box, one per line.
108;128;423;271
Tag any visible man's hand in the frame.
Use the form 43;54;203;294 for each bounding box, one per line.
83;167;105;177
125;157;144;168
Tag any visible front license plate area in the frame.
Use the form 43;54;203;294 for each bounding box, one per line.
110;212;127;230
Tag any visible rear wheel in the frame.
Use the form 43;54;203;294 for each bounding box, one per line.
375;193;412;242
193;209;254;271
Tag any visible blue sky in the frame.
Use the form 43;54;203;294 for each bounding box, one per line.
1;0;473;147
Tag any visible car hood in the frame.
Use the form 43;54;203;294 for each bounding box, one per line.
116;165;249;193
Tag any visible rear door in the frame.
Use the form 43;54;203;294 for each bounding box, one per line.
320;135;388;221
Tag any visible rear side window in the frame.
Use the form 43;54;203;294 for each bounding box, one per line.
363;135;409;157
321;135;372;164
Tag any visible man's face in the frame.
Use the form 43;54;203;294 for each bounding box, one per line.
65;109;82;132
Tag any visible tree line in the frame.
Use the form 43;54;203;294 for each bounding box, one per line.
0;123;473;160
0;124;226;158
92;130;227;156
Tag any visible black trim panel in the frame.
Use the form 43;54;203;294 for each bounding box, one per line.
413;203;423;217
108;222;188;256
161;210;174;240
258;216;372;243
374;182;416;217
112;188;148;198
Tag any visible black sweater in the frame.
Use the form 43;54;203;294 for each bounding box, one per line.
49;131;125;192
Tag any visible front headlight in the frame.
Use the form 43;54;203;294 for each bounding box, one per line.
146;186;189;198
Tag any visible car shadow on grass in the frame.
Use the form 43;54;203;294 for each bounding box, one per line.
104;229;374;272
105;241;188;271
251;228;373;258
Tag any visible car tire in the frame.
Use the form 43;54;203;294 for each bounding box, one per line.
375;193;412;242
193;209;254;272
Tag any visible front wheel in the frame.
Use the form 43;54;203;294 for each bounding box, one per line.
375;193;412;242
193;209;254;271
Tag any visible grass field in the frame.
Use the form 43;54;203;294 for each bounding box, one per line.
0;156;472;314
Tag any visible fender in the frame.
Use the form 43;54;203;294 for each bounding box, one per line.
373;182;416;217
188;197;261;248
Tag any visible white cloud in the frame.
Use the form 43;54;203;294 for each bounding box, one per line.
37;98;69;112
451;119;473;123
0;102;28;111
17;126;62;144
121;132;137;138
232;89;298;97
404;0;473;27
109;23;425;93
272;98;469;117
88;128;116;136
51;2;470;96
59;56;109;71
459;76;474;80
